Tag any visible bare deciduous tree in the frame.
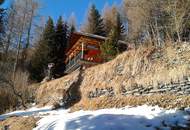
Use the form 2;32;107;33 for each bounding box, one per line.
0;0;40;109
164;0;190;42
5;0;40;78
123;0;190;45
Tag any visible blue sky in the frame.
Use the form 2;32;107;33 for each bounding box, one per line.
2;0;122;27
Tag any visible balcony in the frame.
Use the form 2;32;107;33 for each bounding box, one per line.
65;49;103;73
65;51;83;73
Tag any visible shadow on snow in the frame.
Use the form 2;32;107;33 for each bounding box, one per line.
64;112;189;130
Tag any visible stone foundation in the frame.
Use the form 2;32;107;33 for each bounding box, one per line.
88;78;190;99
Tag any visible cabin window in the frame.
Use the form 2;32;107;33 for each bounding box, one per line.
86;45;98;50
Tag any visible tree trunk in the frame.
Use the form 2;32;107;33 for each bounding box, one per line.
12;33;22;79
12;7;27;79
177;30;181;42
26;9;34;49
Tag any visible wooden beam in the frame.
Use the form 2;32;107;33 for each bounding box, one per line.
81;42;84;59
79;37;102;46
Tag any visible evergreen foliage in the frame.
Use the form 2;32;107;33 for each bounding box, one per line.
30;16;69;81
101;10;125;61
100;28;119;61
30;39;49;81
30;17;55;81
44;17;56;63
114;12;125;40
54;16;68;78
82;4;105;36
70;24;75;33
103;5;125;38
0;0;5;53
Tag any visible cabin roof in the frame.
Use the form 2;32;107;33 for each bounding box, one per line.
68;32;105;51
68;32;127;51
74;32;106;40
74;32;127;44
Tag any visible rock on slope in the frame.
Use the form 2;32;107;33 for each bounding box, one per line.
36;43;190;109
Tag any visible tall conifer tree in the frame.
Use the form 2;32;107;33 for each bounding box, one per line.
100;28;119;61
82;4;105;36
54;16;68;77
101;8;125;61
30;17;56;81
30;16;69;81
114;12;125;40
0;0;5;54
103;5;125;38
43;17;56;62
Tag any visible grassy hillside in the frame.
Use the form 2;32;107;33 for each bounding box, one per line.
36;43;190;110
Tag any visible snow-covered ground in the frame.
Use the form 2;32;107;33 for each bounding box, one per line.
1;105;190;130
0;106;52;121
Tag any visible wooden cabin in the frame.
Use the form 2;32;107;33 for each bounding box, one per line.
65;32;128;73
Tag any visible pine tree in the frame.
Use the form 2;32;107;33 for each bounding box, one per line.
101;7;125;61
30;16;69;81
100;28;119;61
102;3;113;36
30;39;49;81
43;17;56;63
30;17;56;81
103;5;125;39
0;0;5;54
82;4;105;36
54;16;68;78
114;12;125;40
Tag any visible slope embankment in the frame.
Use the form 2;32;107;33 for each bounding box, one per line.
36;43;190;110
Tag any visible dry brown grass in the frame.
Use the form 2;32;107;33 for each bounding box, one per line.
82;43;190;91
36;70;80;106
0;70;37;114
71;94;190;111
70;43;190;110
0;116;39;130
36;43;190;110
13;70;37;105
0;88;18;114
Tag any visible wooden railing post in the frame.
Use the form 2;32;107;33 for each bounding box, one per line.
81;42;84;59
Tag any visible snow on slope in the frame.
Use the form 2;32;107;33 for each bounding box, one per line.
0;106;52;121
1;105;190;130
34;105;190;130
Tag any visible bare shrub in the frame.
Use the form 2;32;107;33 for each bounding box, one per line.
0;62;36;113
0;62;17;113
0;87;18;114
13;70;32;104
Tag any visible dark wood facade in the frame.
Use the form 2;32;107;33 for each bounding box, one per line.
65;32;128;73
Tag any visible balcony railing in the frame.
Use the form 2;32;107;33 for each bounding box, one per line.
65;51;83;73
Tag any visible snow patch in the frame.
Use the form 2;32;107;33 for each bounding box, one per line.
0;106;52;121
33;105;190;130
1;105;189;130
